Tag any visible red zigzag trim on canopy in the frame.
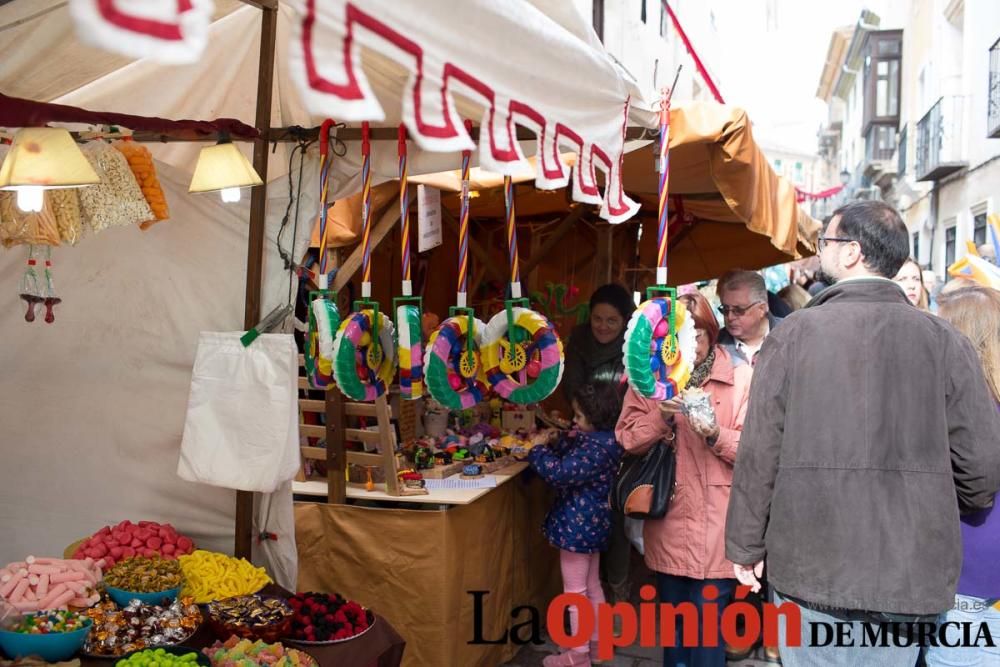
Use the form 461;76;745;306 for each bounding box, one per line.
291;0;640;223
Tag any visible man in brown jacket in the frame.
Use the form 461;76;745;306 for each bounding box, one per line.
725;201;1000;666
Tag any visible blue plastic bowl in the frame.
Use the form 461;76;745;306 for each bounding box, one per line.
105;585;181;608
0;619;92;661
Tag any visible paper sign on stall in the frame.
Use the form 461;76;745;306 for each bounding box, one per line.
417;185;442;253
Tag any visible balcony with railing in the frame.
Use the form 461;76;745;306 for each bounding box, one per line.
915;96;967;181
989;37;1000;138
863;122;897;188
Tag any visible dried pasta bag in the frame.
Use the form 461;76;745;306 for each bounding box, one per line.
78;142;154;233
0;191;61;248
49;188;83;245
112;139;169;229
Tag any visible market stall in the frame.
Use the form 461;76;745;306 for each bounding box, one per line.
0;2;820;667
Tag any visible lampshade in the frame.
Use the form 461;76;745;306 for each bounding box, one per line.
0;127;100;190
189;141;263;194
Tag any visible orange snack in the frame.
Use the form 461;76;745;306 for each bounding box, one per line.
112;140;169;228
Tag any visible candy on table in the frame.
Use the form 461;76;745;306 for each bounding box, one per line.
206;595;291;630
104;557;182;593
0;556;103;612
114;647;200;666
3;610;90;634
73;521;195;568
177;551;271;604
202;637;317;667
286;592;370;643
83;597;201;657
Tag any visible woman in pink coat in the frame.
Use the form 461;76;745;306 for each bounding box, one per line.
615;291;752;667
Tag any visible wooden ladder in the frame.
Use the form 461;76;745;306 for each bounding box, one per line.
297;355;423;501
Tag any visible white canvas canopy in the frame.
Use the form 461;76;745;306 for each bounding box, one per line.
0;0;652;576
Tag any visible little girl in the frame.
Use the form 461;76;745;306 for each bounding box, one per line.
527;381;624;667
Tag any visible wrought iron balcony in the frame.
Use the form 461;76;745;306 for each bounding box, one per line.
915;96;967;181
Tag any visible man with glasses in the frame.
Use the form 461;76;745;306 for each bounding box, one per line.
716;270;778;368
725;201;1000;667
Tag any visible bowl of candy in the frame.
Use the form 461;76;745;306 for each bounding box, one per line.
103;556;183;607
120;646;211;666
203;637;316;667
205;595;293;642
81;597;202;658
0;610;92;661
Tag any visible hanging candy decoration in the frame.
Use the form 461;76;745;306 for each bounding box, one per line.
332;307;397;401
423;312;490;410
424;120;490;410
18;245;61;324
623;298;696;399
332;122;398;401
482;176;564;405
393;125;424;400
482;306;564;404
622;80;695;399
304;119;341;389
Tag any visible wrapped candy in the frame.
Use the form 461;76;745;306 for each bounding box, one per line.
82;596;201;657
17;246;59;324
680;388;718;434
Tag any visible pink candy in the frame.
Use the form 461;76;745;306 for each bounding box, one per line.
0;556;102;612
73;520;196;568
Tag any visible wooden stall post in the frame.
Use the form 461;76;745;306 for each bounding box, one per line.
235;0;278;561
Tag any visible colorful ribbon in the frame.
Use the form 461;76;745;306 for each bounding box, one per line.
458;121;472;305
360;121;373;296
398;125;412;292
657;88;670;285
504;175;521;298
317;118;335;282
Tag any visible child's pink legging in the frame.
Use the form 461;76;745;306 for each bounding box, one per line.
559;549;605;654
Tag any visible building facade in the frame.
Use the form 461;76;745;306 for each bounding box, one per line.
816;0;1000;278
574;0;723;103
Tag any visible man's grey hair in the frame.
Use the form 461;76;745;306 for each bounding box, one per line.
718;269;768;303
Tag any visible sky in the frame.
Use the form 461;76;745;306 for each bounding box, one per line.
707;0;869;155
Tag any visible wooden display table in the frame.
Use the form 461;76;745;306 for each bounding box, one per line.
294;465;561;667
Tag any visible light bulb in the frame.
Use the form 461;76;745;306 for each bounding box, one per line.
16;187;44;213
220;187;241;203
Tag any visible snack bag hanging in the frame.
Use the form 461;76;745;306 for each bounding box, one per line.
0;192;61;247
112;140;169;228
78;142;154;233
50;189;83;245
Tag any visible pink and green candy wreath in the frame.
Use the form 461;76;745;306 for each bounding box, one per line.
423;314;489;410
622;297;696;400
332;309;397;401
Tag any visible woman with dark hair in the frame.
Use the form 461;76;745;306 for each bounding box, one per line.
615;291;753;667
561;283;635;621
562;284;635;401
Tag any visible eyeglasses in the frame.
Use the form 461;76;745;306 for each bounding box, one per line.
717;302;763;317
817;236;855;250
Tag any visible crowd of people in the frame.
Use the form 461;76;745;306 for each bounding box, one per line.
524;201;1000;667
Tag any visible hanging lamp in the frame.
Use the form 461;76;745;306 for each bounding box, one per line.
0;127;100;212
188;136;263;203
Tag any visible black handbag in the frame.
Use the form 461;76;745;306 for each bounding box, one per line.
610;437;676;519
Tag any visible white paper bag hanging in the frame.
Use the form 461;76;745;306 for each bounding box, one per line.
178;332;300;493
